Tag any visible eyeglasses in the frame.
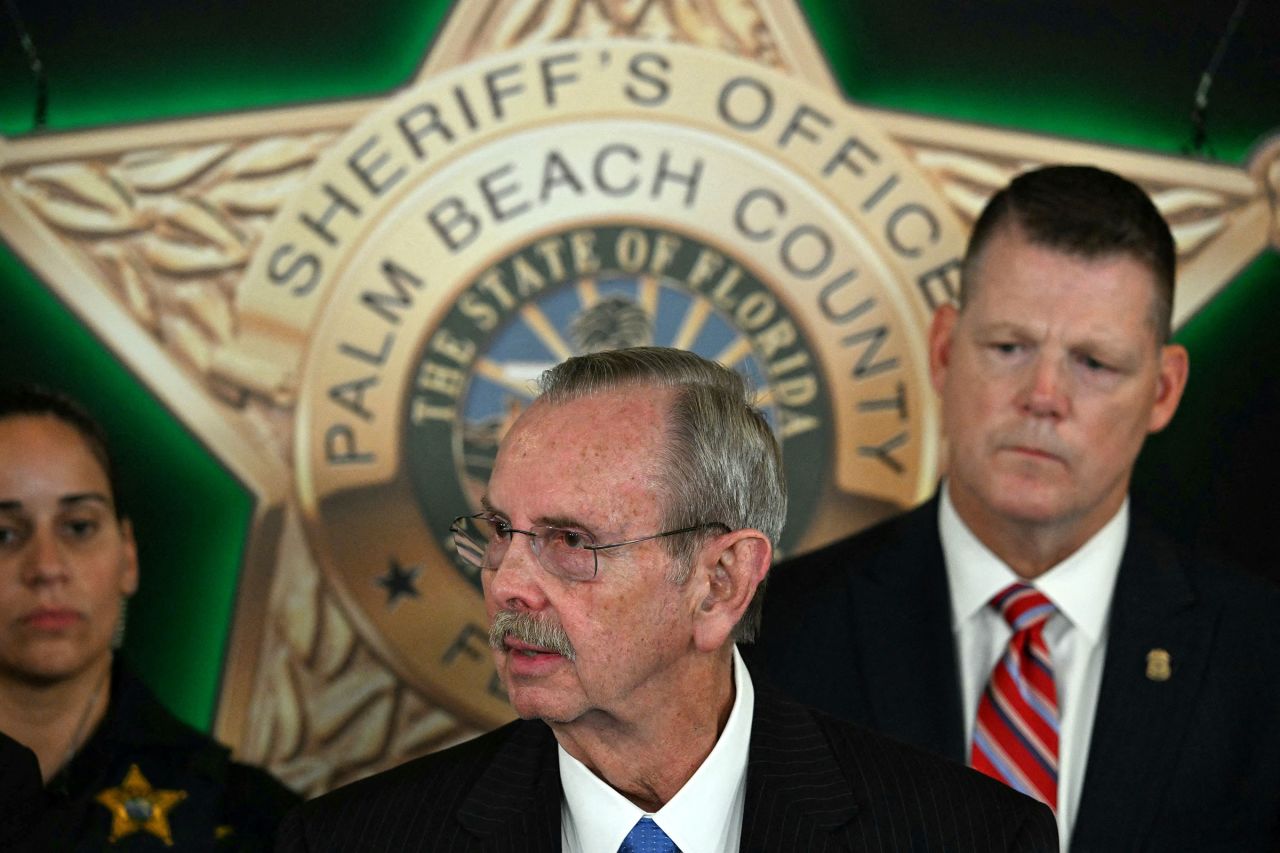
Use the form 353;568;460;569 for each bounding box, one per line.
449;512;727;582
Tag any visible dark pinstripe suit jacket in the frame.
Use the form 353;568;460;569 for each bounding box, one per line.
275;686;1056;851
752;497;1280;852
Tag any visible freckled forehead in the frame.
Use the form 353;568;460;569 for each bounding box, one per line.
510;389;669;462
491;388;672;521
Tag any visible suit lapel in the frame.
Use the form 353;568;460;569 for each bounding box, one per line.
456;720;562;852
1071;516;1218;851
455;692;862;852
741;687;858;852
850;499;967;762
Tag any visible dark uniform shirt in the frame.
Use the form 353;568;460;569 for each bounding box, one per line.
29;659;299;851
0;731;43;849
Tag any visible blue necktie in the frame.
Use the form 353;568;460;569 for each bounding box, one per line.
617;816;679;853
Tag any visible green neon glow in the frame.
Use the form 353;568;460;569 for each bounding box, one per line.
1136;252;1280;498
1;246;252;730
1;1;1274;730
800;0;1265;165
837;82;1258;165
1177;254;1280;351
0;1;453;135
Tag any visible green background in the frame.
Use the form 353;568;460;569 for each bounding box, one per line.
2;0;1276;731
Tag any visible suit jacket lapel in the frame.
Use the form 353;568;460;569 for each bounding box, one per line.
741;687;858;852
456;692;861;852
456;720;562;852
1070;515;1218;851
850;498;966;762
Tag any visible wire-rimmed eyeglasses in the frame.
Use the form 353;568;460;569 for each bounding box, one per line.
449;512;727;582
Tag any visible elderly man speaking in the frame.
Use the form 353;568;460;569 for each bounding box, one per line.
277;347;1055;852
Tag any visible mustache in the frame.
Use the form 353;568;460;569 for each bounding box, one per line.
489;610;576;661
997;426;1072;460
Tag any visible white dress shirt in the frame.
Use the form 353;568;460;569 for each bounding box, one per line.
559;645;754;853
940;483;1125;853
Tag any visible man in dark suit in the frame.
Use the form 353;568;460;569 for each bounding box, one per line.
278;347;1056;851
753;165;1280;851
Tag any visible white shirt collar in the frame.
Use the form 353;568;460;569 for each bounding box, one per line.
559;646;754;853
940;481;1127;643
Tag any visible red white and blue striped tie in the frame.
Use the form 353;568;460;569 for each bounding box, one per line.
970;582;1059;810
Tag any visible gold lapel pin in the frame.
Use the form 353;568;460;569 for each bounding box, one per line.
1145;648;1172;682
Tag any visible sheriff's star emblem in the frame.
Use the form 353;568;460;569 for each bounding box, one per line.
2;1;1275;793
94;763;188;846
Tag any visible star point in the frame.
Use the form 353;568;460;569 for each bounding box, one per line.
94;763;188;846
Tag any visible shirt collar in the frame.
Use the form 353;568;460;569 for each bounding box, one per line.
940;482;1127;643
558;646;754;852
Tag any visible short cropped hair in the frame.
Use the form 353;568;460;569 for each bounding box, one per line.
962;164;1176;342
0;385;124;518
538;347;786;642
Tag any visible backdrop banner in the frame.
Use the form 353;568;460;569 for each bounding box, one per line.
1;1;1275;794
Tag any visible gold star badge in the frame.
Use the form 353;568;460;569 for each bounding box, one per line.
94;763;188;846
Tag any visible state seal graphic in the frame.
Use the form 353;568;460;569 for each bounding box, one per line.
1;1;1276;793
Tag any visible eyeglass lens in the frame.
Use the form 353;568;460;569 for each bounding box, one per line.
452;515;598;581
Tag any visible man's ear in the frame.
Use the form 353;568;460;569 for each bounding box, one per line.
691;530;771;653
928;303;959;396
1148;343;1189;433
